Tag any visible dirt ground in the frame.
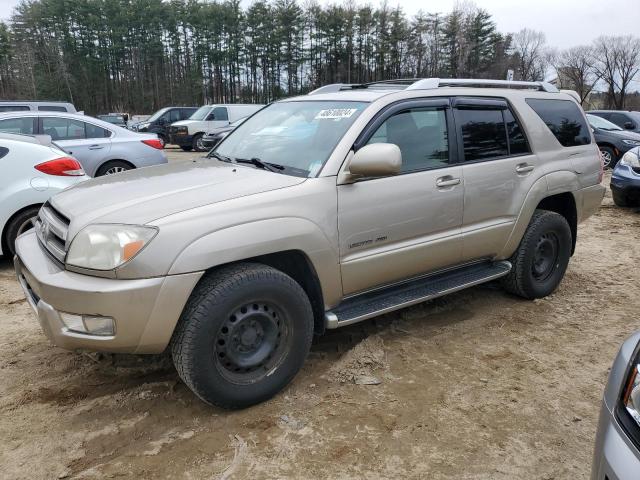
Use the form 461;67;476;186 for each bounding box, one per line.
1;162;638;479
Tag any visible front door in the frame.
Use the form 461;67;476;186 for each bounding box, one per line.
337;99;464;296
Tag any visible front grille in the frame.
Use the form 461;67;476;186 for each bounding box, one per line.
34;202;70;264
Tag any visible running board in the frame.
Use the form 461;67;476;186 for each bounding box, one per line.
325;261;511;329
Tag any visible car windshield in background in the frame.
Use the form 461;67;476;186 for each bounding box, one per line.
99;115;125;125
190;106;212;121
587;114;622;131
147;108;169;122
214;101;368;177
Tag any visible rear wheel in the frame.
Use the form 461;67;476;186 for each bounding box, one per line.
501;210;572;299
171;263;314;409
3;206;40;256
96;160;134;176
599;146;616;169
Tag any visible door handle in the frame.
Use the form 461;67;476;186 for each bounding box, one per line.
515;163;534;174
435;176;461;188
88;145;104;150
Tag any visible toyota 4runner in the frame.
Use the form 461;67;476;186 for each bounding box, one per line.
14;78;605;409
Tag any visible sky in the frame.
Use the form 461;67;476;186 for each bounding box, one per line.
0;0;638;50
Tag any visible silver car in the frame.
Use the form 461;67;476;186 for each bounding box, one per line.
592;331;640;479
0;111;167;177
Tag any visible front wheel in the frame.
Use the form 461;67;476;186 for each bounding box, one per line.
501;210;572;299
192;133;206;152
599;146;616;169
171;263;314;409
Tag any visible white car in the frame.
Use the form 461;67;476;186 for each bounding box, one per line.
168;104;264;151
0;133;88;256
0;111;167;177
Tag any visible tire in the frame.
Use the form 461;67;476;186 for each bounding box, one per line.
3;206;40;256
95;160;134;176
612;189;629;207
171;263;314;409
180;146;193;152
192;133;206;152
599;146;616;169
501;210;572;300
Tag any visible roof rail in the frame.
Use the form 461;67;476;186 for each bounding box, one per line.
309;78;559;95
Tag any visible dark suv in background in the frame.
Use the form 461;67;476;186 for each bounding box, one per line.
586;114;640;169
129;106;197;144
589;110;640;134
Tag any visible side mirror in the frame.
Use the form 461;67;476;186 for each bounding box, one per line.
349;143;402;177
624;121;635;130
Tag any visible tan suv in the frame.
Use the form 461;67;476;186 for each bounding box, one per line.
14;78;605;409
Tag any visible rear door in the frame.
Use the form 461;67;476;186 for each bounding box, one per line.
40;117;112;175
338;98;464;295
453;97;537;261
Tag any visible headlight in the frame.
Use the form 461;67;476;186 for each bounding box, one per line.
623;360;640;426
622;139;640;146
66;224;158;270
620;150;640;168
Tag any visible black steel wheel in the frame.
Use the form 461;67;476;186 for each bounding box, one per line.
171;263;313;409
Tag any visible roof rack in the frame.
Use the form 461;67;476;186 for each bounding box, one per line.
308;78;559;95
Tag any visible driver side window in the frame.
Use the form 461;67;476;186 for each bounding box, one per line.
366;108;449;172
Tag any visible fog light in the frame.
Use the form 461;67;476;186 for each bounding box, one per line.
60;312;115;336
83;316;115;336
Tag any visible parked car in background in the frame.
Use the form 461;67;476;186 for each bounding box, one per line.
13;78;604;409
589;110;640;134
201;116;247;150
97;113;128;128
0;133;87;256
0;111;167;177
129;107;197;145
586;114;640;169
169;104;264;152
591;330;640;479
0;100;77;113
610;147;640;207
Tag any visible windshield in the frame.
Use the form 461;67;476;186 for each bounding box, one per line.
190;106;213;121
215;101;367;177
147;108;169;123
587;114;622;131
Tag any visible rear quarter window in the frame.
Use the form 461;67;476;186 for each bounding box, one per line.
526;98;591;147
0;146;8;159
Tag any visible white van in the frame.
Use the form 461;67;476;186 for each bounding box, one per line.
169;104;264;151
0;101;77;113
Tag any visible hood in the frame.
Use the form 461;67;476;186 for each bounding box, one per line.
205;126;234;137
171;119;199;127
50;159;306;233
596;128;640;141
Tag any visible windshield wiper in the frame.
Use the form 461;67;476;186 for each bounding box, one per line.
208;151;232;162
234;157;285;173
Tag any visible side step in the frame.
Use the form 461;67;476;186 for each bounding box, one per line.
325;261;511;329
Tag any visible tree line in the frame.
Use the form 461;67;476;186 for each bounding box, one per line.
0;0;638;115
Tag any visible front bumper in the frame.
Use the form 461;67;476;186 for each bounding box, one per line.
591;402;640;480
611;164;640;196
14;231;202;353
169;132;193;147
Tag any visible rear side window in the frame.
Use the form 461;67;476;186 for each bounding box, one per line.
85;123;111;139
526;99;590;147
38;106;68;112
0;117;35;135
456;108;508;161
0;105;29;112
504;109;530;155
41;117;85;140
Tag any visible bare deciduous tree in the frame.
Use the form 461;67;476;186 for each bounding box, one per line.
553;46;600;105
511;28;547;81
593;35;640;109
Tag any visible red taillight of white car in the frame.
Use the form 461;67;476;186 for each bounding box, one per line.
34;157;85;176
141;138;164;150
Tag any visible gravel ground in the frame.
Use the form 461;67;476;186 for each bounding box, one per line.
0;164;636;479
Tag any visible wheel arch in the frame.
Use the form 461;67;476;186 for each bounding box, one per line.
535;192;578;254
1;203;42;255
95;159;135;176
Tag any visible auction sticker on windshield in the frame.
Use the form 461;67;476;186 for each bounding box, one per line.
315;108;358;120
